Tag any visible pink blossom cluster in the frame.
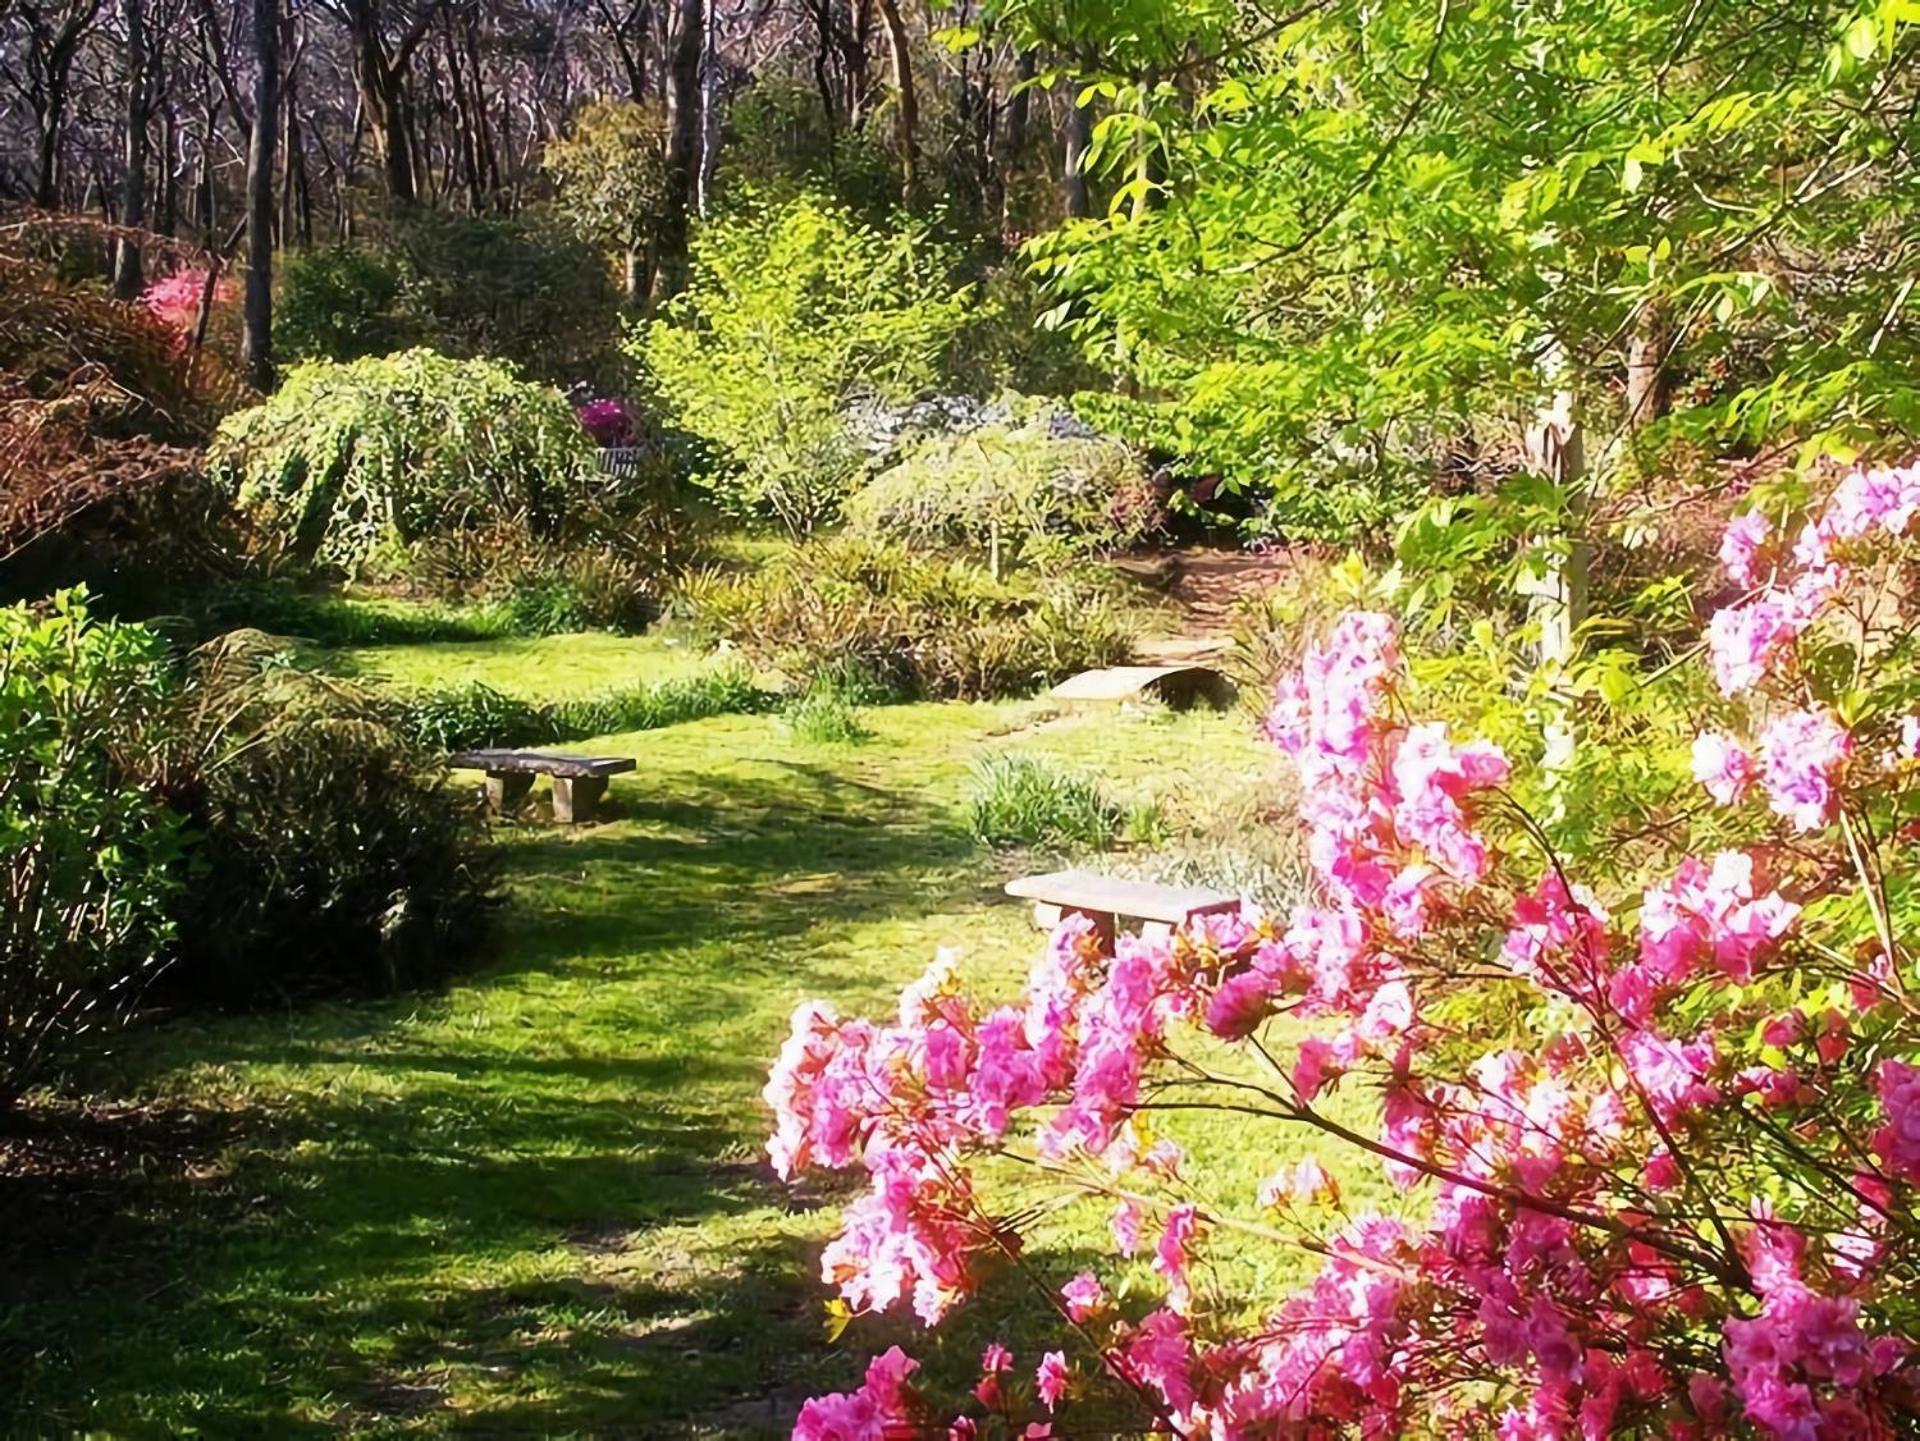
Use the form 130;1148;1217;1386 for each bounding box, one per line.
574;396;634;446
137;266;232;349
769;494;1920;1439
1709;462;1920;696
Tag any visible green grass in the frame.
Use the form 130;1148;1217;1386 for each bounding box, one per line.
2;688;1390;1436
339;630;721;700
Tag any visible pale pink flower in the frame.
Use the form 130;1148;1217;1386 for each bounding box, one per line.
1691;732;1757;806
1720;508;1773;586
1759;708;1852;831
1060;1271;1106;1322
1707;593;1800;695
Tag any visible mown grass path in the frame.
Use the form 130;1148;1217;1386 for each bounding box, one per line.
5;689;1295;1437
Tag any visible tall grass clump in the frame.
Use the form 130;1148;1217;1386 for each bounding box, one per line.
966;752;1124;853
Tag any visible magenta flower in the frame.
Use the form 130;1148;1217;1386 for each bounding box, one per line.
1034;1351;1070;1410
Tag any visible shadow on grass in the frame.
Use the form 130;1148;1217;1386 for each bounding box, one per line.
2;755;1020;1436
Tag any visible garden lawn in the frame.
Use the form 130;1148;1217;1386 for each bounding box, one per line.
3;681;1387;1437
338;630;722;699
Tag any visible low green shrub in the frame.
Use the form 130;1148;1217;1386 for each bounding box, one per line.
207;350;600;576
0;591;183;1101
781;690;873;746
682;538;1136;701
966;752;1123;853
845;402;1164;568
153;631;499;1005
397;665;771;752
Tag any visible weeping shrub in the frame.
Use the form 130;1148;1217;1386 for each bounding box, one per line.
845;403;1165;570
206;349;600;576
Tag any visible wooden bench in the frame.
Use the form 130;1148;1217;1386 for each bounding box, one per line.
1005;868;1238;948
450;749;636;824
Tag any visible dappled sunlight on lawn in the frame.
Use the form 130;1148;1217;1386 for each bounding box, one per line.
6;692;1353;1436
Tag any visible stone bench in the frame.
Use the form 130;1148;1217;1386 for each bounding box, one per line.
1005;868;1238;947
450;750;636;824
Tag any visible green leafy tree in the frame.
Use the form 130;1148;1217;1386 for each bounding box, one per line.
0;590;181;1102
542;99;671;306
634;191;973;533
1015;0;1920;539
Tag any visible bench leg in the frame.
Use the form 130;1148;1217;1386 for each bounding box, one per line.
551;775;608;824
1029;902;1115;953
485;772;534;815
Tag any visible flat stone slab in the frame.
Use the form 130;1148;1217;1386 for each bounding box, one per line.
449;750;636;779
1005;868;1238;926
1050;664;1234;708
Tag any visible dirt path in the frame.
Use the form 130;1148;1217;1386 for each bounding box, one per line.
1128;547;1298;664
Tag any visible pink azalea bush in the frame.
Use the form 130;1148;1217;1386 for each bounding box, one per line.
137;266;233;351
575;396;634;447
770;460;1920;1438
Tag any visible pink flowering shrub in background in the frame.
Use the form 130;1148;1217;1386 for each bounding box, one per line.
137;266;233;351
574;396;634;447
770;461;1920;1438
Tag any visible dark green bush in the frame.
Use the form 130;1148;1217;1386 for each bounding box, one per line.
193;580;515;646
682;538;1136;700
967;752;1123;853
276;215;622;385
0;591;183;1101
153;631;498;1006
277;245;408;364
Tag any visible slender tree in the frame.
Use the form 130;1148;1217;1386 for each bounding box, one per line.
240;0;277;388
110;0;149;296
650;0;700;305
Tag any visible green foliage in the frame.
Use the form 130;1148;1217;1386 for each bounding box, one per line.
0;591;182;1100
681;537;1136;700
719;77;900;221
542;100;670;285
154;632;499;1006
398;664;771;752
276;245;408;364
845;400;1162;567
275;215;621;384
635;192;974;533
781;689;874;745
194;581;518;647
967;751;1122;852
207;350;600;577
1018;0;1920;537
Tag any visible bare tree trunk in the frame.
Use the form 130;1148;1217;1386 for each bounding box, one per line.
111;0;149;298
650;0;702;306
1625;305;1670;430
346;0;418;204
242;0;280;390
158;101;179;234
873;0;915;202
995;47;1035;233
1062;81;1090;219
